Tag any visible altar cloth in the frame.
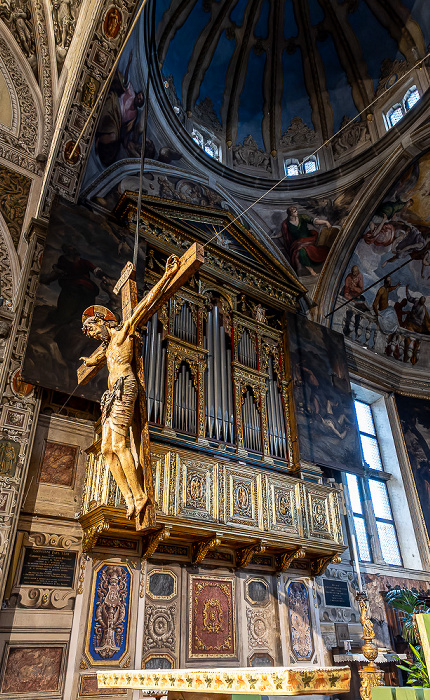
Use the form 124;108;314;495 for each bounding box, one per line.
97;666;351;695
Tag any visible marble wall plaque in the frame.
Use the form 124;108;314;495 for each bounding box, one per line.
20;548;77;587
1;646;63;693
323;579;350;607
40;441;78;486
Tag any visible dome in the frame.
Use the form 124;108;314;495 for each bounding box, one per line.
155;0;429;176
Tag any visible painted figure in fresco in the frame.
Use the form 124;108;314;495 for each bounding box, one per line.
281;206;331;276
372;277;400;334
95;51;147;166
79;255;180;519
403;285;430;334
342;265;364;301
381;225;426;267
0;439;18;476
372;277;400;316
375;197;413;221
363;219;397;247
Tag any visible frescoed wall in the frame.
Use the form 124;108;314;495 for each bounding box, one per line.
265;182;365;278
287;312;362;472
332;150;430;368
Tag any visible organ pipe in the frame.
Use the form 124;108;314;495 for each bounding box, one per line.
173;362;196;434
238;330;257;369
174;303;197;345
143;313;166;424
204;305;234;443
266;356;287;458
242;389;261;452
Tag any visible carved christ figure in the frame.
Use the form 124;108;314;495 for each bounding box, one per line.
80;255;180;519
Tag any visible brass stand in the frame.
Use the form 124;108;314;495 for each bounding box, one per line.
356;592;384;700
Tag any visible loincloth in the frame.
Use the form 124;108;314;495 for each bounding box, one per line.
101;374;138;438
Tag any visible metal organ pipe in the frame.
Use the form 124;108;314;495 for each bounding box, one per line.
204;304;234;443
143;313;166;424
172;363;196;434
242;390;261;453
238;331;257;369
266;357;287;459
174;303;196;344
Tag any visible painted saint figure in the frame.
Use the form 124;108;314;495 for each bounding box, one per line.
281;206;331;276
79;255;180;519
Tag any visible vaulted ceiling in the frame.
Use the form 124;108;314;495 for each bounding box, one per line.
156;0;428;155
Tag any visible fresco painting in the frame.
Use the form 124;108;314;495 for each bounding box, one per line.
333;150;430;366
22;200;146;401
395;393;430;545
269;182;364;277
83;40;183;192
287;312;362;472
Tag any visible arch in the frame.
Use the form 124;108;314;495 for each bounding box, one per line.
314;119;430;326
0;22;45;163
0;213;21;301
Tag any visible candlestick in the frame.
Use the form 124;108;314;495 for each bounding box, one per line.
351;531;363;592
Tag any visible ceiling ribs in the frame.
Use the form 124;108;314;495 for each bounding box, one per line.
157;0;199;67
363;0;425;60
292;0;333;140
318;0;374;113
261;0;284;156
221;0;263;148
183;0;239;116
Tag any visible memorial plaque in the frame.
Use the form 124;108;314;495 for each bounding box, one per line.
323;579;350;607
19;548;77;588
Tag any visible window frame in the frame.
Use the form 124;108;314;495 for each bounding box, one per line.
191;125;222;162
343;397;403;567
384;84;421;130
284;154;319;177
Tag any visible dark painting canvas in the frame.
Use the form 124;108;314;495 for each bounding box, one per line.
22;200;146;400
395;393;430;542
287;312;362;471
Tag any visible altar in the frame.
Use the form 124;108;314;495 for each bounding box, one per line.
97;665;351;696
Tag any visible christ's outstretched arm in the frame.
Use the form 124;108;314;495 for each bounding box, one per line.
126;255;180;335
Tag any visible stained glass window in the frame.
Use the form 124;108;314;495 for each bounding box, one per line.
191;127;221;161
389;106;403;127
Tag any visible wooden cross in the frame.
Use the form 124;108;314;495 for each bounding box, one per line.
77;243;204;531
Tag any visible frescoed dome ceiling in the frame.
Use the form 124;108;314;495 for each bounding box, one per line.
156;0;428;160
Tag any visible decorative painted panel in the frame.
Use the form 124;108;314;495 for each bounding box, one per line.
189;575;236;659
222;464;262;529
178;454;216;521
287;581;314;661
267;475;301;535
85;562;132;665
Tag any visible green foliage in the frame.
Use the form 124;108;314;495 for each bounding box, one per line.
385;587;430;643
395;644;429;688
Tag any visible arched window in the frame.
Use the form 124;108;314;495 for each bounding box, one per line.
191;127;221;162
284;155;319;177
384;85;421;130
404;86;420;111
284;159;300;177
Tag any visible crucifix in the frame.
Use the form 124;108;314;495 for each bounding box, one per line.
77;243;204;531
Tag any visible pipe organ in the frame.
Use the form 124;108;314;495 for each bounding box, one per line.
140;275;294;469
